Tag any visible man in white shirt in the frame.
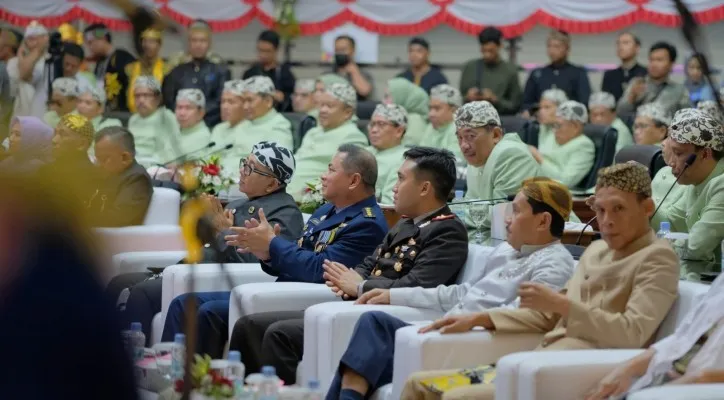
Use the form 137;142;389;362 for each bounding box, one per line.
586;272;724;399
6;21;50;119
325;177;576;400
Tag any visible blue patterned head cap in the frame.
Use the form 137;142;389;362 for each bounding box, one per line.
251;141;296;184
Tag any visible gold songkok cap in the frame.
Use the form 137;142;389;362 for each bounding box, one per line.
58;114;94;142
521;177;573;221
596;161;652;198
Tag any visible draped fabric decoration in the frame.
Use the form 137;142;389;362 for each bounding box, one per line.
2;0;723;36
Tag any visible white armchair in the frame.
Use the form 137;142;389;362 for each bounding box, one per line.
302;244;495;390
627;384;724;400
111;251;189;275
150;263;276;344
96;188;184;278
496;280;712;400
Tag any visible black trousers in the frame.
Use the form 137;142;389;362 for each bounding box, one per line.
106;272;162;346
229;311;305;385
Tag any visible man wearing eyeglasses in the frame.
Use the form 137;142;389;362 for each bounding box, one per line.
366;103;408;204
650;108;724;280
457;101;539;238
107;141;304;347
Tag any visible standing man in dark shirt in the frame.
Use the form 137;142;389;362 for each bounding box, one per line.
601;32;647;102
521;30;591;112
397;37;448;94
459;27;522;115
332;35;375;101
243;30;296;112
163;20;231;128
83;24;136;112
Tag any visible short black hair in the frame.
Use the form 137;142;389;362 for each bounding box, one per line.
83;23;112;43
619;31;641;46
402;146;456;202
95;126;136;156
335;35;356;49
258;30;280;49
409;37;429;50
478;27;503;45
338;144;377;190
62;42;84;60
527;198;565;237
650;41;677;62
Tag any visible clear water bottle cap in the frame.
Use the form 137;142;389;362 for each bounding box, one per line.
130;322;142;331
308;380;320;389
455;190;464;199
174;333;186;343
261;366;276;376
659;221;670;231
227;351;241;362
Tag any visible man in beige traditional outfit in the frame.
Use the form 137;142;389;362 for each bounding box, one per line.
401;161;680;400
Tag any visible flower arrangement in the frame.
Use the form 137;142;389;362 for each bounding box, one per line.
186;155;235;198
299;180;325;214
174;354;235;399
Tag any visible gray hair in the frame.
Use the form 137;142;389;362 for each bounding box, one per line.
337;144;378;191
95;126;136;156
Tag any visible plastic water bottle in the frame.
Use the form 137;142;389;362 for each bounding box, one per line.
227;351;245;396
305;380;323;400
656;221;671;239
450;190;466;219
121;322;145;363
258;366;280;400
171;333;185;380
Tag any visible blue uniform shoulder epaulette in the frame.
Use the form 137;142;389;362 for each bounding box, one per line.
363;207;375;218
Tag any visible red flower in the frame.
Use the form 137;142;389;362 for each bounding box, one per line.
202;164;220;176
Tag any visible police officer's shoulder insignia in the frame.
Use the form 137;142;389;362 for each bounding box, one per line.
363;207;375;218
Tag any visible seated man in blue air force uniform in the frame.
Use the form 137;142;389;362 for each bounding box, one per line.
227;147;470;385
325;177;576;400
160;144;388;358
106;141;303;345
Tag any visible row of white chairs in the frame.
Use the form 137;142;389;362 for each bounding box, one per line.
107;191;720;399
113;241;719;400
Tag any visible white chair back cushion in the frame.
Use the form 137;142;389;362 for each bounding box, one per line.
490;202;510;241
143;187;181;225
655;280;711;341
455;244;495;285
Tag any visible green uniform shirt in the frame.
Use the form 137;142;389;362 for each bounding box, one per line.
418;122;464;162
367;144;407;205
87;115;123;159
465;133;540;230
127;107;178;167
288;119;369;200
612;117;634;153
538;132;595;187
659;160;724;279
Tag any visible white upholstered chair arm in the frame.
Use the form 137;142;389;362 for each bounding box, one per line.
388;326;543;400
627;384;724;400
510;349;644;400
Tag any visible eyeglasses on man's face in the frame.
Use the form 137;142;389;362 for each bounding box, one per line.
239;158;278;180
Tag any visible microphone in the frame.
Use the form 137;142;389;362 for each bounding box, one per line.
575;215;598;246
651;153;697;220
449;195;515;205
159;142;217;167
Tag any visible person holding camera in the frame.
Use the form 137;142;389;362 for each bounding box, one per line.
5;21;50;119
331;35;374;101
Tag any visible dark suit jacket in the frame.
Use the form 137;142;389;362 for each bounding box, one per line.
354;205;468;292
204;189;304;264
263;195;388;283
601;63;648;102
92;161;153;227
242;62;296;112
162;59;231;127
